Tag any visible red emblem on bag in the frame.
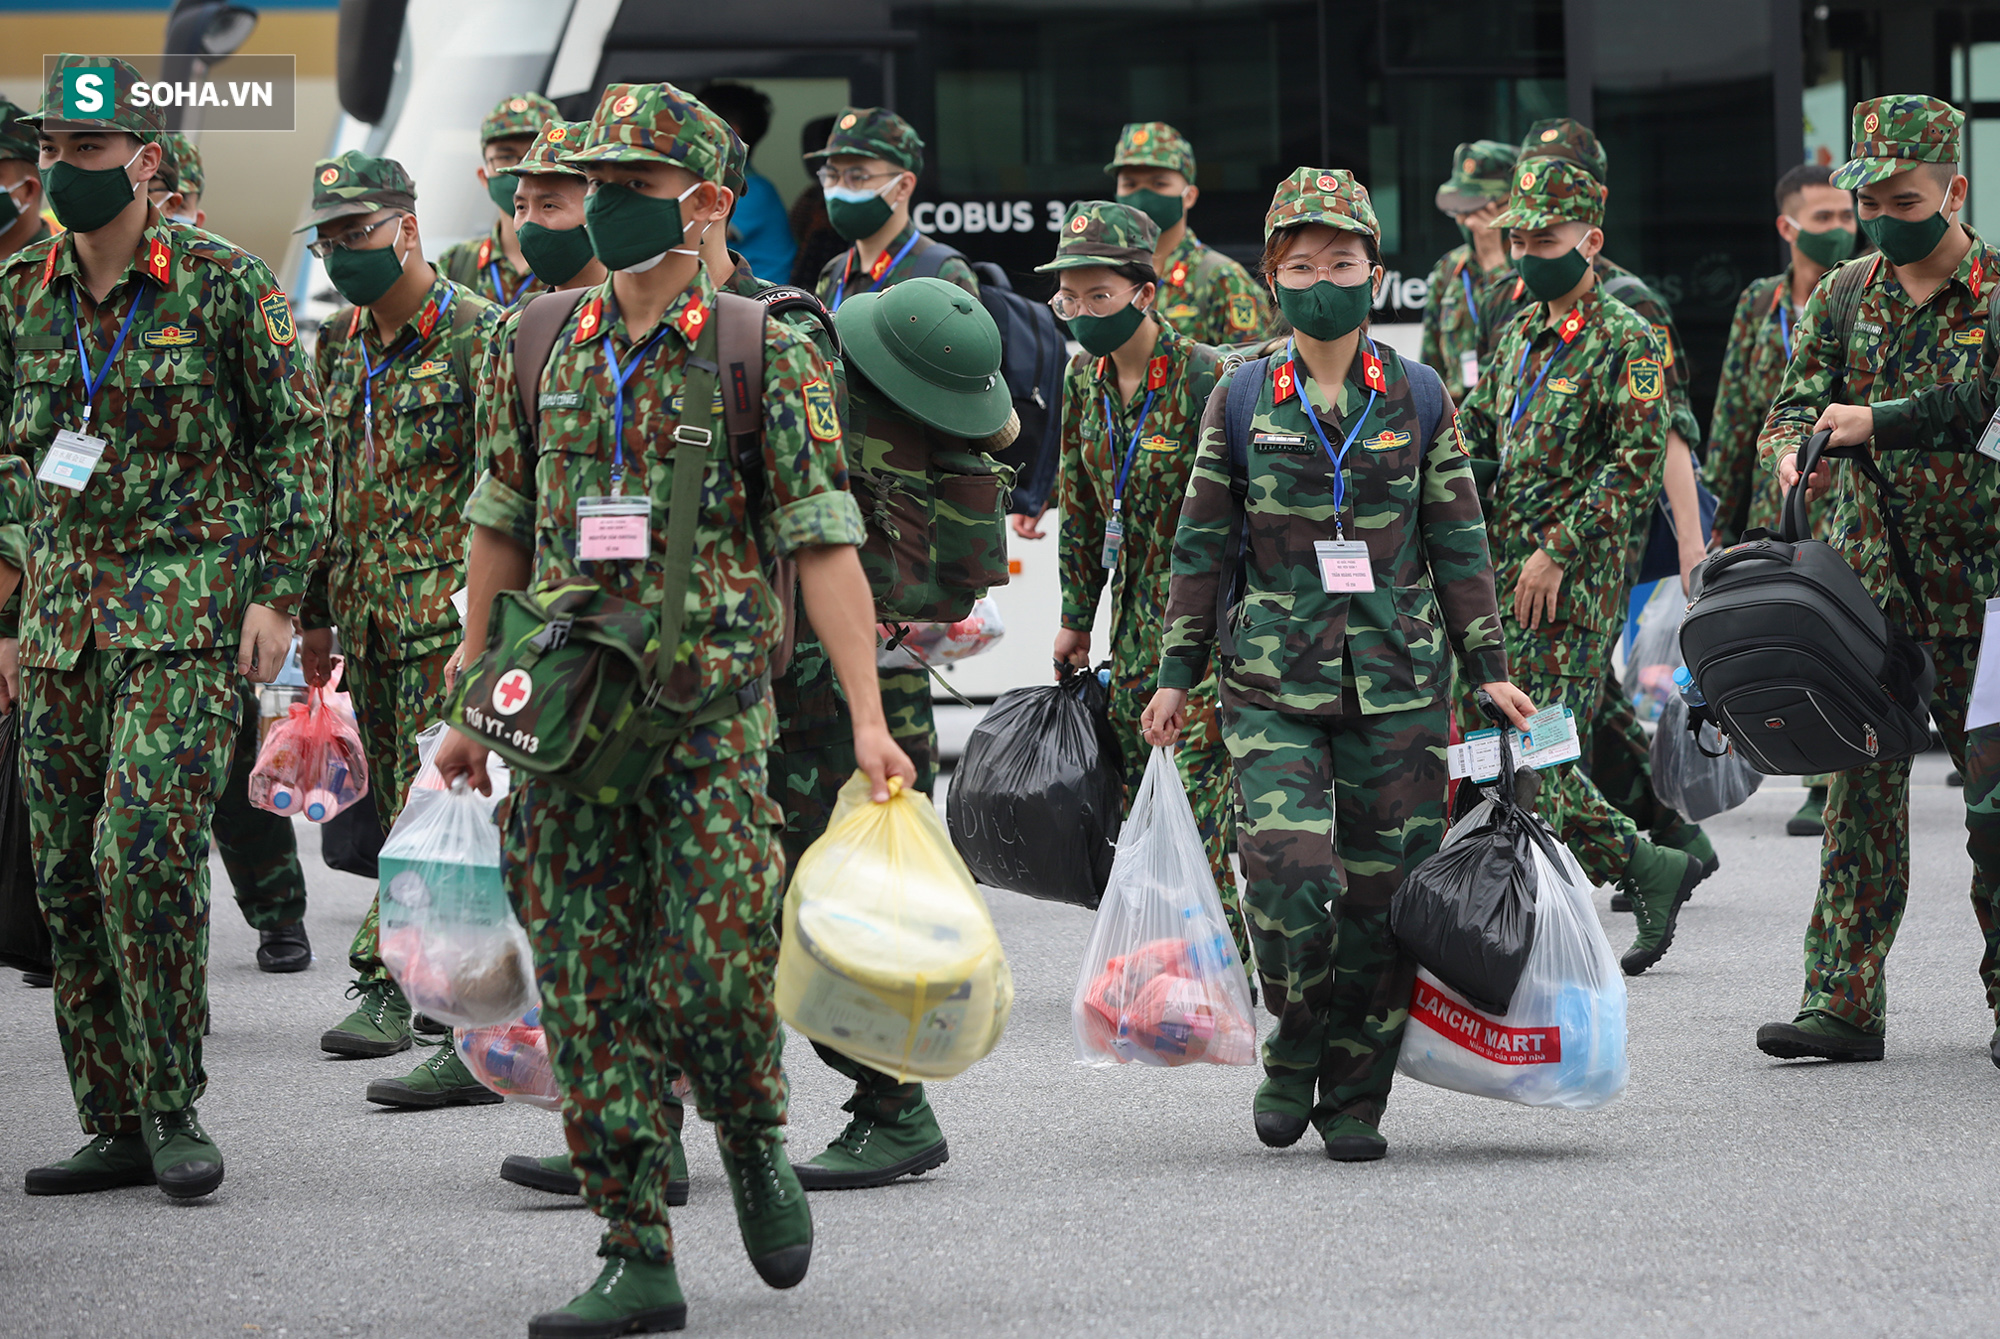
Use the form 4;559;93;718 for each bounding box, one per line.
492;669;533;716
1361;350;1386;393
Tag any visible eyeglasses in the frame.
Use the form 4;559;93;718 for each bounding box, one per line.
816;165;899;191
1271;259;1369;290
1048;283;1144;321
306;214;402;259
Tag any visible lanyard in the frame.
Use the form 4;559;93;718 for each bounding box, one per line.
831;230;922;312
1507;334;1573;429
358;286;454;470
1459;266;1480;328
1777;302;1793;361
67;283;151;430
1102;387;1159;514
599;305;676;489
488;261;532;306
1289;337;1378;539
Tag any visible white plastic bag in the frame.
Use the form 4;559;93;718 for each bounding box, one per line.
1651;694;1763;821
454;1007;559;1109
1625;580;1684;722
378;778;537;1029
1396;801;1628;1109
877;598;1006;670
1072;747;1256;1067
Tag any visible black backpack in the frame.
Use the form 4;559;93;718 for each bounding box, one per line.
910;241;1066;517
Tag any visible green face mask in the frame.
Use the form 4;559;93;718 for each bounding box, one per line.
41;149;141;235
516;220;595;286
1862;209;1949;267
825;182;897;242
1516;245;1591;302
1788;221;1856;269
324;223;408;306
1120;188;1184;233
0;181;22;234
585;179;697;273
486;171;519;215
1068;301;1149;356
1275;278;1372;342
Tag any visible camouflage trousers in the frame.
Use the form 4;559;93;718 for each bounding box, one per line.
1801;635;2000;1032
1590;672;1697;844
342;646;454;980
214;680;307;930
24;648;239;1134
1224;688;1446;1132
508;752;790;1266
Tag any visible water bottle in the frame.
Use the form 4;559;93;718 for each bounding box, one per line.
1673;666;1706;709
301;788;338;822
267;782;301;813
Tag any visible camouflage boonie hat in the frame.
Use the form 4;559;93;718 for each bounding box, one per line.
1519;117;1607;184
497;121;587;180
481;92;557;146
1435;139;1519;214
563;82;724;180
1034;200;1160;272
804;106;924;175
155;131;203;195
294;150;417;232
1264;167;1379;241
0;97;35;162
1490;157;1606;230
1833;96;1964;189
1104;122;1196;183
29;55;162;138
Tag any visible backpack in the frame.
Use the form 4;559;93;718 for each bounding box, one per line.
1677;259;1938;775
1211;350;1448;659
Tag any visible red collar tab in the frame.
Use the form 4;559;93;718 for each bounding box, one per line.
1557;304;1588;344
346;305;363;339
1168;260;1190;288
868;246;896;282
1511;277;1527;301
41;244;59;289
416;294;443;340
1971;255;1985;301
1094;356;1109;379
573;296;604;345
1146;354;1171;391
675;293;709;342
476;236;494;269
1361;349;1387;393
145;236;173;286
1272;358;1298;404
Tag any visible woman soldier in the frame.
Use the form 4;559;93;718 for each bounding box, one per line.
1044;199;1251;976
1144;169;1534;1161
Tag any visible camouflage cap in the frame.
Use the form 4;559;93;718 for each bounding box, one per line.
155;131;204;195
563;82;724;180
0;96;35;162
687;97;749;200
1489;156;1606;231
28;55;162;139
1034;199;1160;273
1435;139;1519;215
1519;117;1607;184
1833;96;1964;189
294;150;417;232
1264;167;1379;241
1104;122;1196;183
804;106;924;175
496;120;587;180
481;92;558;146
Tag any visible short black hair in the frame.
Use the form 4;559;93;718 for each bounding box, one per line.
800;114;835;159
1111;259;1159;286
1775;162;1836;213
697;81;772;150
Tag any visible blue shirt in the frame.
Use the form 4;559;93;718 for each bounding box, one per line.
730;171;797;286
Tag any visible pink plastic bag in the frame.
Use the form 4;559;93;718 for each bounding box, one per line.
248;661;369;822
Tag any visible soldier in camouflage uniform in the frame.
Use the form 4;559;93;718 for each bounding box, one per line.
148;131;203;228
1040;199;1250;976
491;120;605;310
436;92;556;308
296;152;505;1103
1753;97;2000;1068
1106;122;1268;347
8;56;327;1200
437;82;914;1333
1457;156;1705;974
0;97;51;263
1148;169;1532;1162
1421;140;1522;399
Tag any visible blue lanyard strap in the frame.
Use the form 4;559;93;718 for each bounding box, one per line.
358;287;455;466
1459;266;1480;328
1507;331;1573;430
489;261;532;306
599;303;677;487
1288;337;1378;538
1776;302;1793;361
67;282;151;428
831;230;922;312
1102;386;1159;513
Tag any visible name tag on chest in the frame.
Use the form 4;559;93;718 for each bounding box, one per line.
577;495;650;561
38;430;106;491
1252;432;1313;454
1313;539;1374;593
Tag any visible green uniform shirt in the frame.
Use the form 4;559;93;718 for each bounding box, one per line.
1159;341;1507;714
1706;269;1800;544
1595;256;1701;447
1759;235;2000;640
1418;243;1521;399
0;219;328;668
1458;286;1668;678
1155;230;1268;346
306;273;501;660
814;220;978;308
468;268;865;770
438;222;535;308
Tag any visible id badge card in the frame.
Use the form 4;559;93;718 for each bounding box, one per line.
38;429;106;491
576;494;651;561
1459;349;1480;389
1100;516;1125;570
1313;539;1374;593
1978;405;2000;462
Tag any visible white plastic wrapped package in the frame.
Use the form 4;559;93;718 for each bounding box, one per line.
1396;801;1628;1109
1651;693;1763;822
1625;580;1685;723
454;1007;559;1109
1072;747;1257;1068
877;598;1006;670
378;778;537;1029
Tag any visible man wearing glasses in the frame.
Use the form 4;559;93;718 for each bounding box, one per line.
294;152;504;1101
809;106;979;308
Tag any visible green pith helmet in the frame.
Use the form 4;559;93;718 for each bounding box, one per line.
1034;199;1159;272
1834;95;1965;189
835;277;1011;439
1435;139;1518;214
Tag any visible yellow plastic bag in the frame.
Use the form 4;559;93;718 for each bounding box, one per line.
776;772;1012;1082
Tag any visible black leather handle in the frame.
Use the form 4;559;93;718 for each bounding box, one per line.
1780;429;1833;544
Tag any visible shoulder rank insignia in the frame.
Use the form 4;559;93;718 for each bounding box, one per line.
1362;429;1412;451
1649;322;1675;367
410;359;448;379
1227;293;1256;331
675;295;708;341
145;237;173;285
1626;357;1664;402
1954;328;1985;346
259;291;296;347
1557;305;1588;343
1549;376;1580;395
1272;357;1297;404
868;245;897;282
1146;354;1171;391
1139;434;1176;453
1511;277;1526;301
41;242;60;289
803;377;839;442
1360;349;1387;393
476;236;493;270
141;325;198;349
1971;256;1985;300
573;297;604;345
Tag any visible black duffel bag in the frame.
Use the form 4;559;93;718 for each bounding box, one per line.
0;709;51;977
946;662;1123;908
1679;428;1935;776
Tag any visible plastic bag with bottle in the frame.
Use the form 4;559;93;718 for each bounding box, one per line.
247;665;369;822
454;1007;560;1109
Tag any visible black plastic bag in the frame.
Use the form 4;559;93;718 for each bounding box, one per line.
320;786;384;880
1390;697;1546;1015
946;663;1123;908
0;711;51;976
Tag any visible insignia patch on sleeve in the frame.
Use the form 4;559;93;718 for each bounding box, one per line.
803;377;840;442
1649;322;1675;368
1227;293;1256;331
259;291;296;346
1626;357;1664;402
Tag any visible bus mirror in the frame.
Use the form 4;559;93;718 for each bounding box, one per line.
337;0;408;124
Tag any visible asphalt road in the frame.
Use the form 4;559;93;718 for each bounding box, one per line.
4;751;1998;1339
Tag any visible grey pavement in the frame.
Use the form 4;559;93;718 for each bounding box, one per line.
4;752;1999;1338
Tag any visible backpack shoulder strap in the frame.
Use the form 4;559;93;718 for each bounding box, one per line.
1404;355;1446;448
715;289;767;444
512;288;587;435
1599;272;1649;304
908;234;967;280
1822;257;1877;405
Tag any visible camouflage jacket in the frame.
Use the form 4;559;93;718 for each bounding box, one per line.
1759;235;2000;640
1457;287;1668;677
1707;268;1803;544
1159;340;1507;715
1057;324;1222;695
467;267;864;770
0;218;328;669
438;223;536;309
305;274;501;659
1418;243;1521;399
1156;230;1268;346
1595;255;1700;447
815;220;978;310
